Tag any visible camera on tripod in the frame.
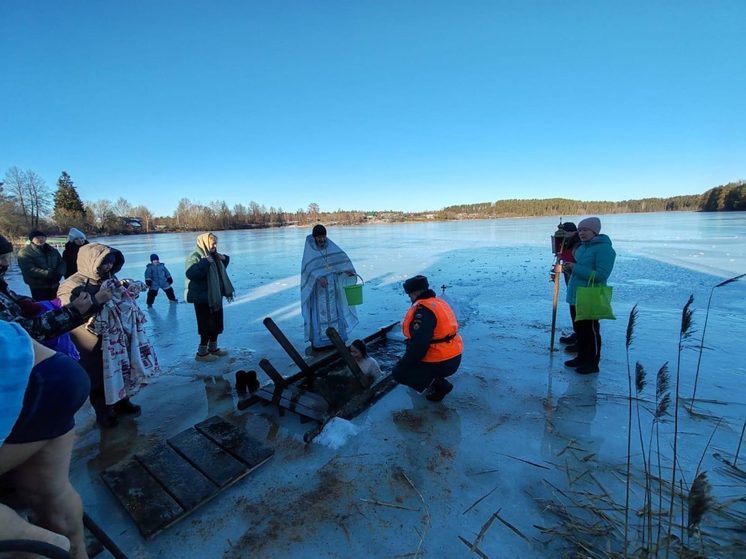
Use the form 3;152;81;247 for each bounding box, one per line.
549;222;568;282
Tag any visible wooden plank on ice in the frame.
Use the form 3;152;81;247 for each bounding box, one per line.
167;427;247;487
135;444;218;510
195;416;274;469
252;384;328;422
100;458;184;539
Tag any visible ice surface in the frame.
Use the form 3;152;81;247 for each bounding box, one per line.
4;211;745;557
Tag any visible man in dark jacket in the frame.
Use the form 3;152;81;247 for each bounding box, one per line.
17;230;66;300
392;275;463;402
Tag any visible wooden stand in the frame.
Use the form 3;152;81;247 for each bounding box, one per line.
237;318;398;438
101;416;273;539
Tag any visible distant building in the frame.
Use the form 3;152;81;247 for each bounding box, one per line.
122;217;142;229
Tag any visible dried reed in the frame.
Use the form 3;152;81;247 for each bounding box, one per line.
624;305;638;557
687;472;712;539
666;295;695;558
689;273;746;411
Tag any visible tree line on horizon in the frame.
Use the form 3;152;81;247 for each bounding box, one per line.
1;166;744;239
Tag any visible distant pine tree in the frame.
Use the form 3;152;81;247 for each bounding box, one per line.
53;171;87;229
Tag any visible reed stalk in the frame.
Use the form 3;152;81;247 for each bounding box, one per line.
651;363;670;554
666;295;695;558
690;274;746;411
634;361;649;552
735;420;746;467
623;305;638;557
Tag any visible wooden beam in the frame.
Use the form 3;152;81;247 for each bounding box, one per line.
326;327;370;389
262;317;313;377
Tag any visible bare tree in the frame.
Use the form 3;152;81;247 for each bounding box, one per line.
3;167;52;228
112;197;133;217
174;198;193;229
26;170;52;228
88;199;114;229
307;202;320;222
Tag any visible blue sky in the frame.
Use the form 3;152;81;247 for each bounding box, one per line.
1;1;744;216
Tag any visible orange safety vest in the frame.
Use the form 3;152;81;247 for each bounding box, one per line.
402;297;463;363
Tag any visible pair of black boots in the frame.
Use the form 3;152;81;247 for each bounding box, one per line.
96;398;141;429
424;377;454;402
563;357;600;375
560;332;578;353
560;331;599;375
235;370;260;395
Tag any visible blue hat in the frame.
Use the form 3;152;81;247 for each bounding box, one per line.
150;253;159;262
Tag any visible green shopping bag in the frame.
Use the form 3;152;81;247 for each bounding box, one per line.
575;272;615;321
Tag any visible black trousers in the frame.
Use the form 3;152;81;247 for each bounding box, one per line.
571;305;601;367
146;287;177;305
193;303;224;344
569;305;578;335
77;336;107;413
393;354;461;393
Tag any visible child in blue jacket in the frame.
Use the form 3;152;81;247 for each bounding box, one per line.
144;254;178;307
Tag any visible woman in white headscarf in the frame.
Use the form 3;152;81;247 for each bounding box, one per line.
185;232;235;361
300;225;358;351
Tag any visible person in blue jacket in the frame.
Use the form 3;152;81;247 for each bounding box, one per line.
562;217;616;374
144;253;178;307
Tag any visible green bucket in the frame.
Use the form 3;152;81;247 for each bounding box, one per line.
343;275;364;306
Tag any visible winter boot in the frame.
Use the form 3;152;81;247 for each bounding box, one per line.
113;398;141;416
208;341;228;356
559;333;577;345
564;344;579;353
575;364;600;375
425;377;454;402
235;370;260;395
196;345;219;362
564;357;583;368
96;407;119;429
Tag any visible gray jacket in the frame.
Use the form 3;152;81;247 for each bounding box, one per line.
145;262;173;290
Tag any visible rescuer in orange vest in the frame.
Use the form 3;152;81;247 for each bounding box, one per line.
392;275;463;402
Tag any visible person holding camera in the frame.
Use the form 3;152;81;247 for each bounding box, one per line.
562;217;616;375
58;243;157;428
556;222;580;347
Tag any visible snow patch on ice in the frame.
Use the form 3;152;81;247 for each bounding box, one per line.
313;417;361;449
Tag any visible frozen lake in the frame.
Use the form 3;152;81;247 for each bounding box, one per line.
5;211;746;558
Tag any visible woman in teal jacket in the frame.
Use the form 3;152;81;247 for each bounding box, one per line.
563;217;616;374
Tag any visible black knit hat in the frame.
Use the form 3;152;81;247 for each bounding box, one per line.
28;229;46;241
560;222;577;232
0;235;13;255
150;253;159;262
403;275;429;294
312;224;327;237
